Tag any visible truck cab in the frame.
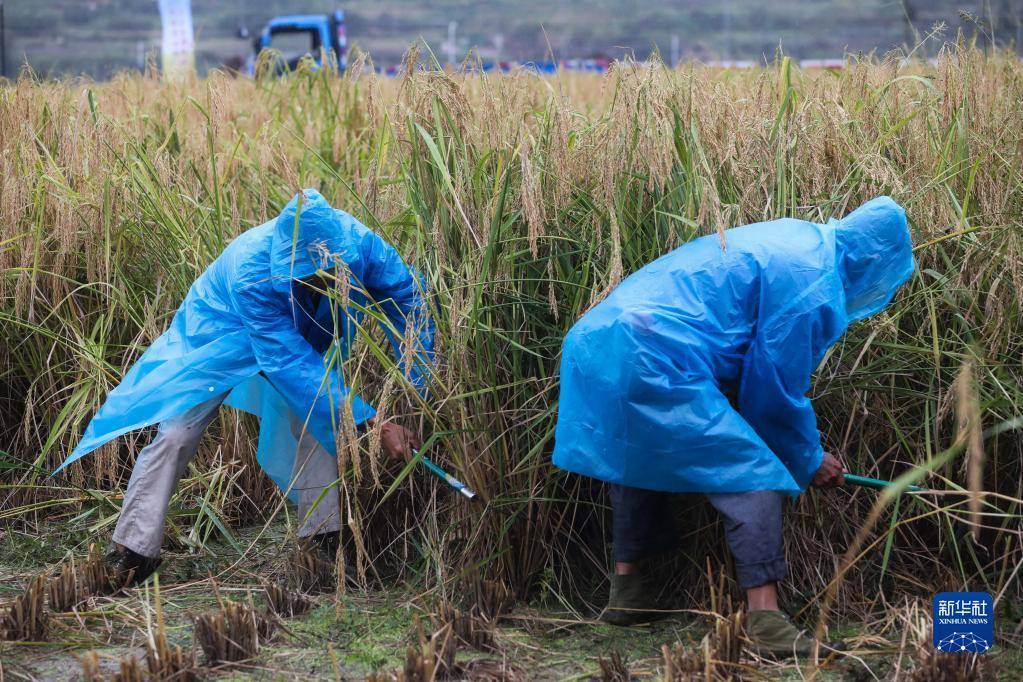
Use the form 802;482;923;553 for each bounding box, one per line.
245;9;348;74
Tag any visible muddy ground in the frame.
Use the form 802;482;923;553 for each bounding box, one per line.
1;522;1019;680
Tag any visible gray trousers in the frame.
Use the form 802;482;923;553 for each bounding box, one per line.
112;394;341;558
610;485;787;589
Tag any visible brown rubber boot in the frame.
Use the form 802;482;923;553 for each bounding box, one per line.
599;573;668;626
746;609;843;659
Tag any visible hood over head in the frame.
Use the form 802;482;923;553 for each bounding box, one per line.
270;188;352;293
833;196;915;323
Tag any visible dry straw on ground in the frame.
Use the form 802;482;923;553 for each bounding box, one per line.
263;580;313;618
79;652;105;682
598;649;632;681
193;595;275;666
473;578;513;620
143;577;198;681
48;559;87;613
0;43;1020;624
368;602;508;680
47;544;117;611
289;544;336;594
0;574;48;642
402;618;457;680
660;618;745;682
80;652;146;682
434;600;496;651
662;571;746;682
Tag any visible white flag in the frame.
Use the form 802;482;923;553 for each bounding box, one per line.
158;0;194;80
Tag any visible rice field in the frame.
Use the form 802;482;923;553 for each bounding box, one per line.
1;46;1021;679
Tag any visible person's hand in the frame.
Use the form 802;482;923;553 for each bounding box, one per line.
811;452;846;488
376;420;423;463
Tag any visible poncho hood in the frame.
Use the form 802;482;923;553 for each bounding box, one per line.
833;196;914;323
270;188;359;292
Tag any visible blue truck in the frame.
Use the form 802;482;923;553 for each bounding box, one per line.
241;9;348;75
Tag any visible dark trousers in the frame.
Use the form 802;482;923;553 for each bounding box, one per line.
610;485;788;589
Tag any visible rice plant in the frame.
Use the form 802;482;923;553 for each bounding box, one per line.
0;43;1020;634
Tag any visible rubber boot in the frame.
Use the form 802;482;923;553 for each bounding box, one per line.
298;531;339;564
104;546;162;589
746;610;843;659
600;573;667;626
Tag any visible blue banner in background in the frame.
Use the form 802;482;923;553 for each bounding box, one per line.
933;592;994;653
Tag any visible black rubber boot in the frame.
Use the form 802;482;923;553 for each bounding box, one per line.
600;573;668;626
301;531;340;561
104;546;162;589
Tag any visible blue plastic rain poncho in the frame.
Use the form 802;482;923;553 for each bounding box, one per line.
57;189;434;492
552;197;914;494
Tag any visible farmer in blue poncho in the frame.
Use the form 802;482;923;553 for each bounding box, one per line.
58;188;435;585
553;197;914;656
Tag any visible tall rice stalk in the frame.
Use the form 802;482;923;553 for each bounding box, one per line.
0;46;1020;616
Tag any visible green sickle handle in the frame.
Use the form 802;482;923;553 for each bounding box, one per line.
845;473;925;493
414;450;477;500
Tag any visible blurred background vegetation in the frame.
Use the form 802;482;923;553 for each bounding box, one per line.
3;0;1022;79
